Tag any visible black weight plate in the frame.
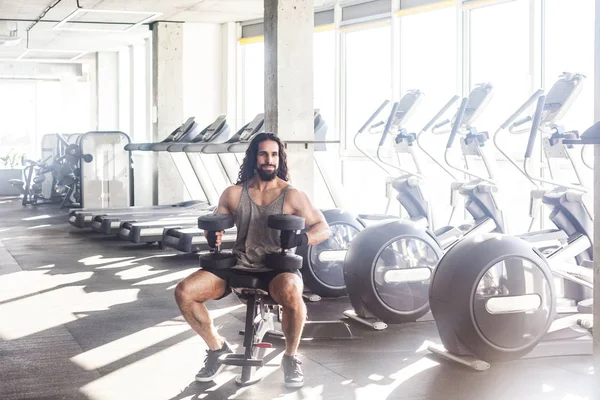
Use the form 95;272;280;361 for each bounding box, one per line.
200;252;237;270
267;214;305;231
198;214;235;231
265;252;303;270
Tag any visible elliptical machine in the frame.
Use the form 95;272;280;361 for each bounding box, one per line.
343;83;519;329
427;76;593;370
295;91;424;299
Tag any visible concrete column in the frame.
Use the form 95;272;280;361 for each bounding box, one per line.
264;0;316;200
152;21;185;205
96;51;119;130
118;48;131;133
593;0;600;384
87;56;98;131
222;22;239;127
130;42;153;206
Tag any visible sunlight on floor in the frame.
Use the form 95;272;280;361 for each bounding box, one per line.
28;224;51;229
415;339;437;353
0;269;92;303
22;214;52;221
79;335;241;400
0;286;139;340
71;304;243;371
542;384;555;392
94;254;177;270
134;268;198;286
79;255;136;266
36;264;56;269
353;357;439;400
115;265;167;280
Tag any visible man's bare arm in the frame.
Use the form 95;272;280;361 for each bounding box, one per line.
205;186;237;247
213;186;235;215
288;189;330;246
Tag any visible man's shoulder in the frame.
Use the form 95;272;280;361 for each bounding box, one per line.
222;185;243;202
224;184;243;195
284;186;308;204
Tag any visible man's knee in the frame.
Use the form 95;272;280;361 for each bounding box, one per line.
174;271;226;305
270;273;304;307
174;279;193;305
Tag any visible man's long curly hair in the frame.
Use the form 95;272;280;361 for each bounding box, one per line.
235;132;290;185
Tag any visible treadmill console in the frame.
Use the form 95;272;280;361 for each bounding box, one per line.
202;115;228;142
171;117;196;142
239;113;265;141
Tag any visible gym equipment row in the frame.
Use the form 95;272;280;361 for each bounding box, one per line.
61;71;593;376
10;132;132;209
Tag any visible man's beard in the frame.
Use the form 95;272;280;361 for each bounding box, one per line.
257;165;277;181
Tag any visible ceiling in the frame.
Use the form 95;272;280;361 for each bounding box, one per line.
0;0;340;62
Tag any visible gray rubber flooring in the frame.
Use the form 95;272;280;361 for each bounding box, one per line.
0;196;596;400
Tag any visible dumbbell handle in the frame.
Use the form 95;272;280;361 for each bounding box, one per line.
207;230;222;253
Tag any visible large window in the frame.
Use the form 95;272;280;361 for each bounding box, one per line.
241;31;336;132
342;24;393;214
0;81;36;160
400;6;458;129
241;41;265;124
469;0;533;234
400;6;459;230
343;24;392;151
469;0;531;131
544;0;595;132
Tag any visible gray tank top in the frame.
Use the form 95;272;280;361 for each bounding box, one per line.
232;182;292;271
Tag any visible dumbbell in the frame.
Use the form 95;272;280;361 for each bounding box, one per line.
198;214;237;270
265;214;305;270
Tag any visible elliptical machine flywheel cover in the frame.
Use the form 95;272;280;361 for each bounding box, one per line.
344;219;443;323
429;233;556;362
296;209;365;298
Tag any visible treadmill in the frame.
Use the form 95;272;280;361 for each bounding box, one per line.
117;114;266;244
161;111;329;253
89;116;233;234
68;117;210;229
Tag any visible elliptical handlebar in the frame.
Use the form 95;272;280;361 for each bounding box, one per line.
378;102;400;147
446;97;469;149
524;95;545;159
443;97;495;184
502;89;544;130
353;100;393;175
357;100;390;134
415;95;461;180
492;89;545;188
424;95;460;132
374;101;421;178
523;95;588;193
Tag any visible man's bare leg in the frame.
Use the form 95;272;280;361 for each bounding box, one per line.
269;272;306;356
174;270;227;350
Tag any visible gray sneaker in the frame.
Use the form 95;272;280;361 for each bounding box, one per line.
282;354;304;388
195;342;233;382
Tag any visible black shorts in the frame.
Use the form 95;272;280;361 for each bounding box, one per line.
205;268;302;299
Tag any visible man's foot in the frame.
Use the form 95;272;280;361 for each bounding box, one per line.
282;354;304;388
195;342;233;382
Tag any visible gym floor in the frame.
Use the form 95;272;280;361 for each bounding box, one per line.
0;197;595;400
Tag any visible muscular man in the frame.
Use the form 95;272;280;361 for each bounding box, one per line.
174;132;331;388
